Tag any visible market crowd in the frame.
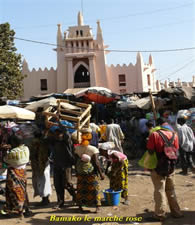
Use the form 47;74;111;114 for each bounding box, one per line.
0;108;194;222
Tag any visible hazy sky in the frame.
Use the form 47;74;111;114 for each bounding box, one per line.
0;0;194;82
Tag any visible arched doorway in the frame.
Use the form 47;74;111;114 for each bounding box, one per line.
74;65;90;88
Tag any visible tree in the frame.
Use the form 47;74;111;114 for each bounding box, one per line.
0;23;25;99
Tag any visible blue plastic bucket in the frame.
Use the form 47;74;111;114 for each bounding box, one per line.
103;189;122;206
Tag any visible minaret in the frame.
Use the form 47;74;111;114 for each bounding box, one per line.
149;54;154;65
57;24;63;46
56;24;66;92
96;20;103;46
94;19;108;87
137;52;144;67
136;52;144;92
22;58;29;73
78;11;84;26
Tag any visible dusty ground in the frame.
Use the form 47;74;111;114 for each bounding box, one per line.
0;160;195;225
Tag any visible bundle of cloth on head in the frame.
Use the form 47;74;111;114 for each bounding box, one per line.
4;144;29;167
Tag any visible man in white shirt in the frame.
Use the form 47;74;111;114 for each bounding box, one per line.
177;116;195;175
106;119;124;152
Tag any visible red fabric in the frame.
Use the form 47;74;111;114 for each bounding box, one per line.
147;130;179;153
84;93;115;104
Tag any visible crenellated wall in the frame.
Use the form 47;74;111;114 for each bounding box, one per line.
106;63;136;93
22;63;57;100
162;76;195;89
106;57;157;94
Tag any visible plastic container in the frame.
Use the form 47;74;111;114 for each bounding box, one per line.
103;189;122;206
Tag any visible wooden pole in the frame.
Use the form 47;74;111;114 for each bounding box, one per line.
149;89;157;121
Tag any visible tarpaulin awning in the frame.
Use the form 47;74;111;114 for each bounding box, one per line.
158;87;195;102
25;97;57;112
0;105;35;120
25;97;81;112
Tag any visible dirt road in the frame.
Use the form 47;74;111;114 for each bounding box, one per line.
0;161;195;225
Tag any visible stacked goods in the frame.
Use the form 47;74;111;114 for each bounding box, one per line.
44;99;91;141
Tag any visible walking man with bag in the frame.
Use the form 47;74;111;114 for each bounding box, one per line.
146;118;183;222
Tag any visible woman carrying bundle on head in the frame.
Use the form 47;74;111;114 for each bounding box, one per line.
99;142;129;205
2;135;32;219
74;127;104;213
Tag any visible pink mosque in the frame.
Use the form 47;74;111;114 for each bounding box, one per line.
22;12;195;100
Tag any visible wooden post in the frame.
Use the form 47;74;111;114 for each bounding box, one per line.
149;89;157;121
77;119;80;142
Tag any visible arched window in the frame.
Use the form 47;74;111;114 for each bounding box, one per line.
74;65;90;83
80;30;83;36
76;30;79;36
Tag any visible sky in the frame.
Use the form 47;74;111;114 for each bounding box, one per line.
0;0;195;83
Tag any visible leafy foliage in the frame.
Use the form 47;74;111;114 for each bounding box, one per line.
0;23;25;99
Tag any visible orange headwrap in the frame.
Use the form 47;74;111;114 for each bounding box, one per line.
81;133;92;146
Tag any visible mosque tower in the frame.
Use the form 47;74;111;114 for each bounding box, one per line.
56;11;108;92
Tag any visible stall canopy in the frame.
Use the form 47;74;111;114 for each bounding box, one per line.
25;97;57;112
72;87;119;104
158;87;195;103
0;105;35;120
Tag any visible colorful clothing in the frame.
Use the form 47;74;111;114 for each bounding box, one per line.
76;174;101;206
5;167;27;212
147;129;179;153
147;123;182;218
75;144;101;206
110;159;128;199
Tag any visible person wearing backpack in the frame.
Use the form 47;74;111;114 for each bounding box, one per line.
146;118;183;222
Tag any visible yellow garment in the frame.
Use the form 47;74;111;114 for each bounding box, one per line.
100;124;107;141
149;126;161;134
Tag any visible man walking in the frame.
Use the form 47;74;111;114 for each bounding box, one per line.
51;118;76;209
106;119;124;152
177;116;195;175
146;118;183;221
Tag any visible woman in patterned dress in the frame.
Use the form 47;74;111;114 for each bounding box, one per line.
99;146;129;205
3;135;31;219
74;128;104;213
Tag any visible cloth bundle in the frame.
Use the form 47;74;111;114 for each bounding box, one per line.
4;145;29;166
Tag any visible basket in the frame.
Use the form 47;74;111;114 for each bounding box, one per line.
103;189;122;206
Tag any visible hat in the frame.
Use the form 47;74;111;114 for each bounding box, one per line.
80;127;92;134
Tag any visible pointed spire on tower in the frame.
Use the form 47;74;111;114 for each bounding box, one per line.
136;52;144;66
78;11;84;26
22;58;29;72
57;24;63;45
149;54;154;65
96;20;103;45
